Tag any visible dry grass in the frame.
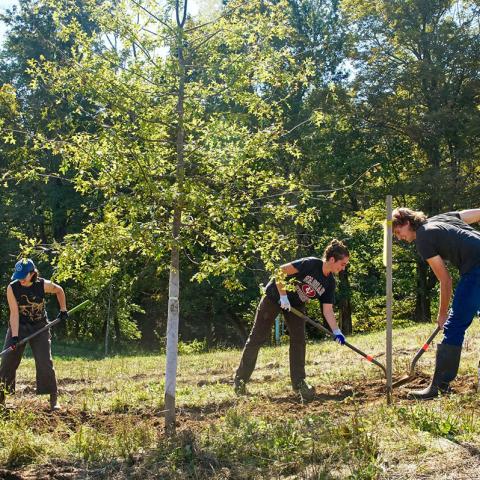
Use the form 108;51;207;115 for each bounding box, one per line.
0;319;479;478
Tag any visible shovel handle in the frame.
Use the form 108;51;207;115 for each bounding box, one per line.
408;326;441;376
0;300;91;357
290;307;387;376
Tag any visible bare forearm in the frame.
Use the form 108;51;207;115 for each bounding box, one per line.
45;281;67;311
9;315;19;337
276;280;287;296
56;287;67;311
323;309;339;332
459;209;480;224
438;279;452;316
6;286;19;337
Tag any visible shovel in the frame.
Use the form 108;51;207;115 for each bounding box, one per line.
0;300;91;357
391;326;441;388
290;307;386;377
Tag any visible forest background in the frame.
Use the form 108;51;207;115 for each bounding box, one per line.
0;0;479;352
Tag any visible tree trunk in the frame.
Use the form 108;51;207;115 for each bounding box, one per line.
415;258;431;322
113;307;121;340
338;268;352;334
423;139;442;209
416;141;441;322
165;245;180;433
225;312;249;344
104;280;112;357
165;0;187;435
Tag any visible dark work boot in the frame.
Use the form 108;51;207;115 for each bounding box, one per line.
293;379;315;402
408;344;462;400
49;392;60;411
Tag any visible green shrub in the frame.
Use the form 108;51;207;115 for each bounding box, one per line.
3;431;46;468
0;409;46;468
202;407;381;479
69;425;112;462
114;420;157;460
396;404;469;439
178;339;209;355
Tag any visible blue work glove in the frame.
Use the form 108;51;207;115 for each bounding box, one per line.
332;328;346;345
279;295;291;311
7;336;19;350
58;310;69;321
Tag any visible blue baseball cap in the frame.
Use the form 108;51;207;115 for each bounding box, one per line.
11;258;36;280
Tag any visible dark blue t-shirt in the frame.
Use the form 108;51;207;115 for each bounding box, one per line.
415;212;480;275
264;257;336;308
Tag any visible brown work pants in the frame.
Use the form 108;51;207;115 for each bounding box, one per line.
235;296;306;387
0;326;58;395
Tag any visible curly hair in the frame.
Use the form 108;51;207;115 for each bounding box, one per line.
323;239;349;261
392;208;427;231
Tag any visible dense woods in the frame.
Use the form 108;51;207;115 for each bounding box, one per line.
1;0;479;349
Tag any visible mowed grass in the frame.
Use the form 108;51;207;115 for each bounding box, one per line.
1;319;480;479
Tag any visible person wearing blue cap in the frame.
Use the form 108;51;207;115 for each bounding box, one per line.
0;258;69;410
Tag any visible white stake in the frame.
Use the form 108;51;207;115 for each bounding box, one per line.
385;195;393;404
477;360;480;393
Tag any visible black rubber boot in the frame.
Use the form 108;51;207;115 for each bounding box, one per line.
408;344;462;400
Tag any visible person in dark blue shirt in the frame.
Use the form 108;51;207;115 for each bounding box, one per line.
234;239;349;401
392;208;480;399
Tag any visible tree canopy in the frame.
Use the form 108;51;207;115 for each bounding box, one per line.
0;0;479;348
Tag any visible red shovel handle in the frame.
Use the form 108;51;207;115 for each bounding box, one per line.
408;326;441;376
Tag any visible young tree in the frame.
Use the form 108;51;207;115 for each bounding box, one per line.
24;0;316;431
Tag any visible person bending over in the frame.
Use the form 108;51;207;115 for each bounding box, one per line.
393;207;480;399
234;239;349;401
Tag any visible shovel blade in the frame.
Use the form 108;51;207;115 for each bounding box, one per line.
392;374;415;388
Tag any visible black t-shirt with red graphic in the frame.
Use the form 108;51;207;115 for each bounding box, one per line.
264;257;336;308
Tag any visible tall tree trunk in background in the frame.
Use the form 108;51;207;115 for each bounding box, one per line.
165;0;187;435
338;268;352;334
227;313;249;344
416;141;441;322
424;143;442;213
415;257;431;323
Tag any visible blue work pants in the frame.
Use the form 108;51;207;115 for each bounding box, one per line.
443;266;480;346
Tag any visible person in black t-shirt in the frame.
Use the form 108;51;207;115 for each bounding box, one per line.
234;239;349;401
392;208;480;399
0;258;69;410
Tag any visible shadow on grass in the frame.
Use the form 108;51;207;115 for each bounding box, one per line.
268;388;361;406
178;398;238;420
0;327;162;360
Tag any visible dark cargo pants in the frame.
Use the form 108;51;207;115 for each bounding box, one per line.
235;295;306;387
0;325;58;395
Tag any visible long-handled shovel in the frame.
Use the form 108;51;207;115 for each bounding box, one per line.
391;326;441;388
0;300;91;358
290;307;387;377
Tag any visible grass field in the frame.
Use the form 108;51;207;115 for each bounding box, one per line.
1;320;480;479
